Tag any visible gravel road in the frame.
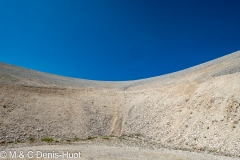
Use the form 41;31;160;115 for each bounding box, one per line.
1;140;240;160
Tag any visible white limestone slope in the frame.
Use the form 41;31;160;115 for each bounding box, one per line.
0;51;240;157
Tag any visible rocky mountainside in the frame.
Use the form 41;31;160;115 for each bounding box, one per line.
0;51;240;157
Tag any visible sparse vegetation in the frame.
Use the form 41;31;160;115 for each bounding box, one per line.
119;133;142;139
109;134;115;137
102;136;110;140
74;137;80;141
7;141;14;143
130;133;141;138
29;137;35;142
121;134;128;137
101;134;115;140
16;140;21;143
119;134;128;140
41;137;54;143
87;136;96;140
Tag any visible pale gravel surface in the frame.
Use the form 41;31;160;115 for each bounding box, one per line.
1;140;240;160
1;50;240;160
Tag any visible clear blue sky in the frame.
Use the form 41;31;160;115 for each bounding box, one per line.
1;0;240;81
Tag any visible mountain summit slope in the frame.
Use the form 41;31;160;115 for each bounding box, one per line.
1;51;240;88
0;51;240;157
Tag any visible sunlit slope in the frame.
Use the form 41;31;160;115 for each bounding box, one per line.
0;51;240;157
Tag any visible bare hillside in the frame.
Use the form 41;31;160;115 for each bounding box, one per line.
0;51;240;158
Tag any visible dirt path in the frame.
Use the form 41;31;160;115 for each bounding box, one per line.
1;141;239;160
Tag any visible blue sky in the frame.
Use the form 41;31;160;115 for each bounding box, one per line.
0;0;240;81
